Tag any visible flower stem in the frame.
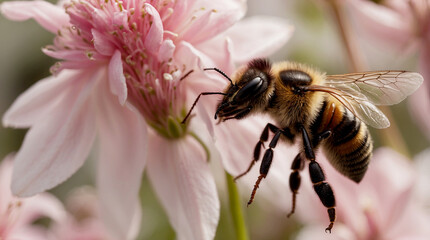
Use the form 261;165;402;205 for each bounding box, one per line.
327;0;411;157
226;172;249;240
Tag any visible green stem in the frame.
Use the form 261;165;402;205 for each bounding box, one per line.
226;172;249;240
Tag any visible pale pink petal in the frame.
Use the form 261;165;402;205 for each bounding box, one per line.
146;133;219;240
221;16;294;63
11;69;100;197
174;42;219;77
14;194;67;228
108;50;127;105
95;80;147;240
0;0;69;33
346;0;413;49
419;45;430;95
158;39;175;62
365;149;414;229
180;0;246;44
0;156;67;239
414;148;430;204
385;199;430;239
0;155;15;209
92;29;116;56
143;3;163;54
2;71;78;128
296;224;354;240
7;227;48;240
196;37;235;76
410;84;430;140
174;42;226;135
162;0;197;30
42;47;109;62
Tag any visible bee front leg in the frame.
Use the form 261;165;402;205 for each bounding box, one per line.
247;129;282;206
234;123;279;181
301;127;336;233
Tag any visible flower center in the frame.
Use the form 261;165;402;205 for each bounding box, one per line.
58;0;192;138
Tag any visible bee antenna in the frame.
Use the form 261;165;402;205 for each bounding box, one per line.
181;91;227;124
204;68;234;86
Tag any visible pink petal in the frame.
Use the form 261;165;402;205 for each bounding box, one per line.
108;50;127;105
222;16;294;63
143;3;163;54
92;29;116;56
7;227;48;240
162;0;196;30
95;80;147;239
296;224;354;240
174;42;218;74
346;0;412;49
146;134;220;240
174;42;226;135
179;0;245;44
419;46;430;95
41;48;93;63
2;71;77;128
11;69;100;197
196;37;235;76
158;39;176;62
414;148;430;203
15;194;67;228
0;155;15;208
0;0;69;33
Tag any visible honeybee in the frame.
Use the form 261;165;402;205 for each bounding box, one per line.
182;58;423;232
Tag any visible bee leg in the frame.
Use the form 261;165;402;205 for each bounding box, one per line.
309;161;336;233
287;152;305;217
247;129;282;206
234;123;279;181
222;107;252;121
301;127;336;233
300;127;315;161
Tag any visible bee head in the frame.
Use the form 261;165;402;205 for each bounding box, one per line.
214;58;273;121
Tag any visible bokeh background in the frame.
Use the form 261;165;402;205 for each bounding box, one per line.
1;0;429;239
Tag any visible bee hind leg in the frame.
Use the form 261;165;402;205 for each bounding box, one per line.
309;161;336;233
301;127;336;233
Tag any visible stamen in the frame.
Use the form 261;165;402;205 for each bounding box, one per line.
161;7;174;22
163;73;173;81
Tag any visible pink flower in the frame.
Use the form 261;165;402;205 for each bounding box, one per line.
294;148;430;240
344;0;430;138
0;155;66;240
0;0;293;238
48;186;118;240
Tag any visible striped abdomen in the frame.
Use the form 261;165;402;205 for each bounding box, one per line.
310;100;373;183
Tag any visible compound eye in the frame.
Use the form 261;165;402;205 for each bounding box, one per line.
233;76;264;102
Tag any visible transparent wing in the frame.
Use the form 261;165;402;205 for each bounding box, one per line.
325;71;423;105
307;85;390;129
310;70;424;129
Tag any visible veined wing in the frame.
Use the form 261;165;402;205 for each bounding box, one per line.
325;71;423;105
307;84;391;129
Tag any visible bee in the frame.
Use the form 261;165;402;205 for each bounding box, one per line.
182;58;423;232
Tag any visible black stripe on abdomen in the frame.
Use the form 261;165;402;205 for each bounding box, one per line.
336;128;372;183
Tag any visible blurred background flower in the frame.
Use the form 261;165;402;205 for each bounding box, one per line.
0;155;66;240
294;148;430;240
1;0;429;239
